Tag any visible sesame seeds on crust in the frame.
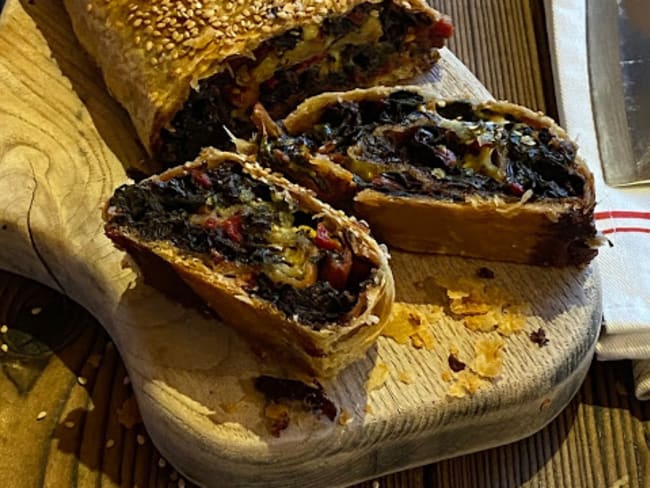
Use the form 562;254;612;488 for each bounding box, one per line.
67;0;443;153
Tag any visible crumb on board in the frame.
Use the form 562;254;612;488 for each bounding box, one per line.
440;277;529;336
338;408;353;426
397;370;414;385
530;327;549;347
366;362;390;392
264;402;290;438
441;370;454;383
476;267;495;279
220;402;239;414
117;396;142;429
448;353;466;372
381;303;441;350
447;370;489;398
470;335;505;379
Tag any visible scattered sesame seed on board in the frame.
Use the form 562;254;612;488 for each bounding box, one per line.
105;439;115;449
178;479;186;488
36;411;47;421
158;457;167;468
0;324;7;334
64;421;75;429
77;376;88;386
30;306;42;315
137;434;146;445
0;344;8;353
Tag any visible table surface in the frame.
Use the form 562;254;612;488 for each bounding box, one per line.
0;1;647;487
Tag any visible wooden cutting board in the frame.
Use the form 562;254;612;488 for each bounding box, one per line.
0;1;601;487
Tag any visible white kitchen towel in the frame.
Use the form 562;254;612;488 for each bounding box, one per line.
546;0;650;399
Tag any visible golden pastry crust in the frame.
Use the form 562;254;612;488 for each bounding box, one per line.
104;149;395;377
63;0;447;157
268;85;598;266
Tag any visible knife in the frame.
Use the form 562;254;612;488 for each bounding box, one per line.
588;0;650;186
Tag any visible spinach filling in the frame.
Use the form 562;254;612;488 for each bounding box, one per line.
260;91;587;203
106;162;374;328
157;0;446;167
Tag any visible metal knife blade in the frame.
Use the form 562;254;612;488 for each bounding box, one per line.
588;0;650;186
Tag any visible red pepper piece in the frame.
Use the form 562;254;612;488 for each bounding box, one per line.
508;181;525;197
191;169;212;188
320;247;353;291
203;216;219;230
314;223;341;251
223;214;243;244
432;17;454;38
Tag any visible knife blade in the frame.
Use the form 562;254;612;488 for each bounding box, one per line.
588;0;650;186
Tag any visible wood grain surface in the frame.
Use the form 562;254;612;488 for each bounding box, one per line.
0;0;620;487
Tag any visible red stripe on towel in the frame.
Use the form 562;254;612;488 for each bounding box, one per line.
595;211;650;220
602;227;650;235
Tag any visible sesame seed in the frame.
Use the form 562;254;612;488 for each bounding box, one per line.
178;479;186;488
137;434;146;445
1;344;8;353
77;376;88;386
0;325;7;334
158;458;167;468
36;411;47;421
31;307;42;315
106;439;115;449
64;421;75;429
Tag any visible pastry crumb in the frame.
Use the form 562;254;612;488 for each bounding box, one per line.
441;370;454;383
397;370;414;385
264;402;290;438
382;303;441;350
221;402;239;414
366;362;390;392
338;408;353;425
470;336;505;379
